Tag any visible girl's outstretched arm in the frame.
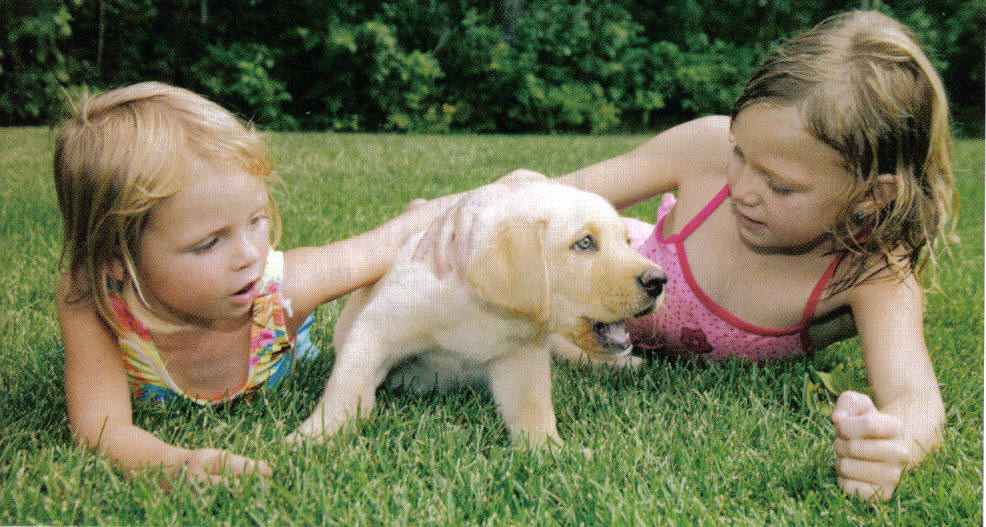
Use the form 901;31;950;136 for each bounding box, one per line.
57;275;271;485
283;192;462;323
556;115;729;209
832;272;945;501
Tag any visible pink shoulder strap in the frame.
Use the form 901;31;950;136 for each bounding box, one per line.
657;185;730;243
800;252;844;325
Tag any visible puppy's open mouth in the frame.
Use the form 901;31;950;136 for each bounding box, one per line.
588;306;653;356
592;320;632;355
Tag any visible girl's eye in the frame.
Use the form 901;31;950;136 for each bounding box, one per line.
250;213;269;227
733;145;745;160
571;235;597;252
769;182;794;195
191;237;219;254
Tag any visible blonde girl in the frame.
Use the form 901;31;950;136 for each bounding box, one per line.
54;82;450;484
428;10;954;501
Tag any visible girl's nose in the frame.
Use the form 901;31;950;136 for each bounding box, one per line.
232;232;261;270
728;165;762;207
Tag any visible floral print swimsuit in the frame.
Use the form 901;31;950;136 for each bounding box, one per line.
109;250;314;404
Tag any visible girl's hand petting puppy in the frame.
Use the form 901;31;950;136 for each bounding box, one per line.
413;169;547;278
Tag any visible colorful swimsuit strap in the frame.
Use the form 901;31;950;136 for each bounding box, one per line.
657;183;842;336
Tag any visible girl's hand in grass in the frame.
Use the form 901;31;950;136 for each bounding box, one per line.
832;390;909;502
177;447;272;485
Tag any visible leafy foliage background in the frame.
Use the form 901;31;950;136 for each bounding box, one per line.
1;0;982;133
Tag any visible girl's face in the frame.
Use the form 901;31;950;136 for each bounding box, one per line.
136;164;271;327
727;103;854;253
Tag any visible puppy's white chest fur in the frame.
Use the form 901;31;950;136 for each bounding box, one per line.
355;251;544;392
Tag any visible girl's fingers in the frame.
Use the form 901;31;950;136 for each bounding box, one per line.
833;437;910;464
188;448;272;479
435;205;459;277
412;194;473;278
412;213;445;265
837;476;895;502
225;455;273;478
836;457;903;494
186;467;232;487
413;195;481;279
404;198;428;213
453;208;477;278
831;390;876;423
834;408;904;440
413;172;546;278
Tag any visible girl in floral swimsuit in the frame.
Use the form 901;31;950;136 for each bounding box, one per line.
54;82;452;484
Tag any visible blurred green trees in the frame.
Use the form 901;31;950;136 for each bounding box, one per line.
1;0;982;133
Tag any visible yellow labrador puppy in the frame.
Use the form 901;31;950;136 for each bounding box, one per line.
289;174;665;446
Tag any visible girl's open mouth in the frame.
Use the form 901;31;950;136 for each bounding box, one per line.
231;280;259;304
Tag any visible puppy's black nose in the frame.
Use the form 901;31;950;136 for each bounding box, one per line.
638;268;667;298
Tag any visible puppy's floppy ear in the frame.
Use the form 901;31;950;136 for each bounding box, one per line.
466;217;549;324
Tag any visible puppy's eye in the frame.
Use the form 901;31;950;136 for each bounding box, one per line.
571;235;597;252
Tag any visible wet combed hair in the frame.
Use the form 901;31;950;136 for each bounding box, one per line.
54;81;280;333
730;10;956;292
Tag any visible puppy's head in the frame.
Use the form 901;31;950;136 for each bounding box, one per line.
465;180;665;359
539;186;665;360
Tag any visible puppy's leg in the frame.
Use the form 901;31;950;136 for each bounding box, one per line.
288;325;390;445
487;344;562;447
332;287;372;352
549;333;644;370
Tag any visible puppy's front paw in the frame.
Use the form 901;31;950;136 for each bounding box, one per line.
612;353;644;370
499;169;547;186
286;420;331;447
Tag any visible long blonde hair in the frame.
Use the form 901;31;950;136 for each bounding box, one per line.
54;81;280;333
731;10;956;292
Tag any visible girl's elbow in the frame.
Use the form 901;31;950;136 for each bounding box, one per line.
69;417;107;449
69;411;126;451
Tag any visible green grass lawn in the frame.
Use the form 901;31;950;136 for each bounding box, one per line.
1;128;981;525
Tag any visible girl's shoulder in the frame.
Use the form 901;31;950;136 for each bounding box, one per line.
661;115;733;192
650;115;731;157
836;248;921;305
664;115;733;174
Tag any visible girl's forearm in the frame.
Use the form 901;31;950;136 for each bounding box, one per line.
73;416;187;476
295;192;463;300
883;392;945;465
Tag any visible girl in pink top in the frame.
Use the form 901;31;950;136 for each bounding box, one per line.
428;10;955;503
557;11;955;502
622;186;845;362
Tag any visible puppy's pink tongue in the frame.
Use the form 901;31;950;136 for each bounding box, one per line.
595;321;631;349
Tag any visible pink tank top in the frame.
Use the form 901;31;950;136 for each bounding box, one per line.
624;185;842;361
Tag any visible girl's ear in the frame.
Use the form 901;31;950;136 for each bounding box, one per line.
854;174;897;216
109;259;126;282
